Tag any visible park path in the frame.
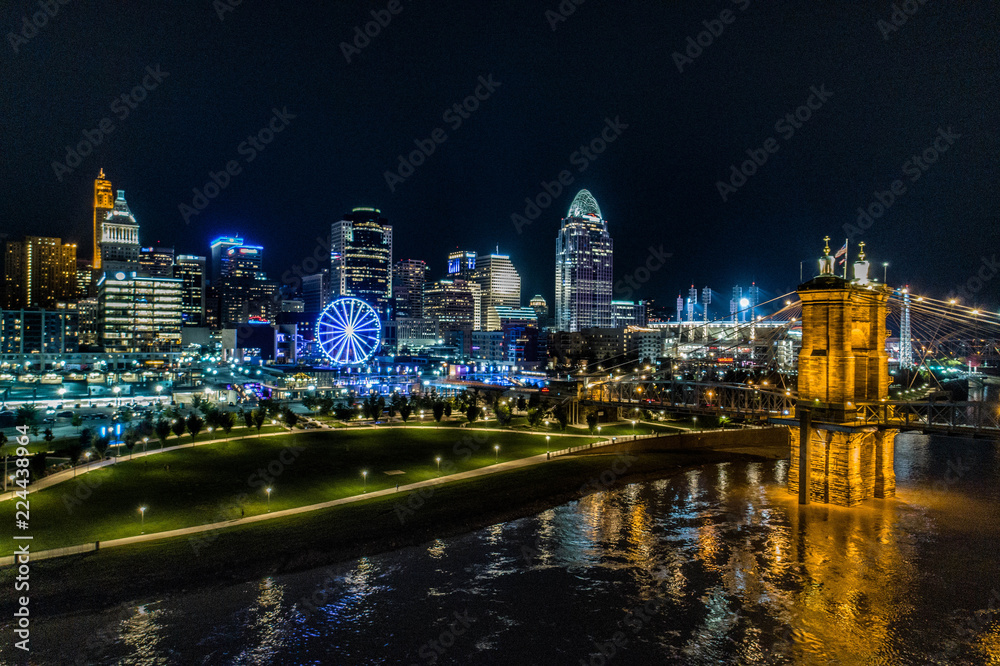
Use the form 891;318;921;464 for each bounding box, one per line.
0;424;597;503
0;433;640;566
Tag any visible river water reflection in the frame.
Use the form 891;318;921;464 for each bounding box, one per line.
14;433;1000;665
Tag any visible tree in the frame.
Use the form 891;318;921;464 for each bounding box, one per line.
363;394;384;421
155;420;171;448
551;403;569;431
399;403;412;423
528;393;541;409
66;442;84;471
283;407;299;429
444;402;453;418
29;452;47;481
526;407;544;428
71;412;83;433
220;411;236;439
241;409;254;430
516;395;527;413
465;404;481;425
93;436;110;460
15;405;37;429
586;411;599;434
252;408;266;436
191;395;203;412
78;427;92;451
495;404;512;427
123;428;138;459
43;427;55;447
0;431;7;451
318;396;334;416
302;395;318;412
433;401;445;422
171;418;186;439
186;413;204;442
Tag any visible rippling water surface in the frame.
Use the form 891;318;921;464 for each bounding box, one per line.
11;433;1000;665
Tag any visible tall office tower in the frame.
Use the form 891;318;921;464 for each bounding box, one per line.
731;285;743;322
555;189;613;332
97;272;183;353
139;245;175;278
448;250;477;275
2;237;78;309
210;236;244;283
331;207;393;315
472;253;521;331
701;286;711;321
423;278;478;328
98;190;140;274
687;285;698;321
301;269;330;315
218;244;278;326
76;259;94;298
393;259;428;318
92;169;114;270
175;255;207;326
676;294;683;322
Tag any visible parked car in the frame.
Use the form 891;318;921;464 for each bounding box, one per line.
57;411;73;418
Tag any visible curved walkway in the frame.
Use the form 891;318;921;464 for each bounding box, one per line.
0;424;597;503
0;433;643;566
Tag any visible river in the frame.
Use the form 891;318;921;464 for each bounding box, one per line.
10;432;1000;665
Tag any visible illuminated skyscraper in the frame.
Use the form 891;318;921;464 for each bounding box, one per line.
331;208;393;315
472;253;521;331
393;259;428;318
448;250;477;275
139;245;175;278
175;255;206;326
98;190;140;274
97;272;182;353
210;236;244;283
92;169;114;270
217;244;278;326
555;189;613;332
2;237;78;309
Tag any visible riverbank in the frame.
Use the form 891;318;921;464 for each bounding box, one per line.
8;441;787;617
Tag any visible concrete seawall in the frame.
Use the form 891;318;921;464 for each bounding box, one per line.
565;426;791;456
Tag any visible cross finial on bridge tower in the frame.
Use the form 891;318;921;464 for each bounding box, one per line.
858;241;866;261
823;236;831;255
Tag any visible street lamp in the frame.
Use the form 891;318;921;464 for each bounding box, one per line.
362;470;368;492
143;437;148;455
265;487;272;511
546;435;550;453
113;385;121;407
139;506;146;531
882;262;889;283
494;445;500;463
435;456;441;473
631;420;636;434
597;426;602;438
693;416;698;431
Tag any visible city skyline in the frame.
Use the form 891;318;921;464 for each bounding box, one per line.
2;3;996;309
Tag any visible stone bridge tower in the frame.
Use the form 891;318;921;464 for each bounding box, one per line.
787;239;897;507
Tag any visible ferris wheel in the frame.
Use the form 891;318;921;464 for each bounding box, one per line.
316;297;382;366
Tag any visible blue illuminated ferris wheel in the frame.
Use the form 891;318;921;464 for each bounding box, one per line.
316;297;382;366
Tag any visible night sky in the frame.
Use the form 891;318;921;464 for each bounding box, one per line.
2;1;998;311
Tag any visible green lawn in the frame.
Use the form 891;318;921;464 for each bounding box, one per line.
1;428;598;554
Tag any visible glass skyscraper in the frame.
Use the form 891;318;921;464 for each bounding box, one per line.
331;208;393;316
555;189;613;332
